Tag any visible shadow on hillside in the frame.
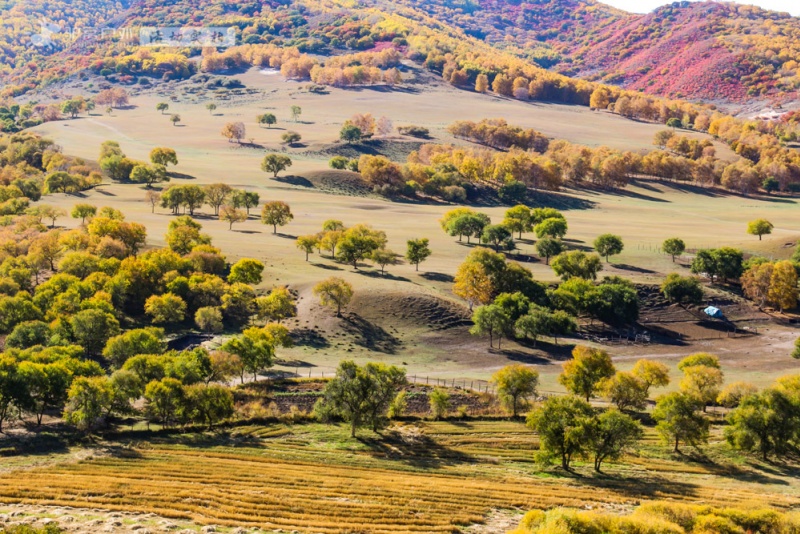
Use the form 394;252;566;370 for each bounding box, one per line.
357;270;411;283
419;272;454;283
358;429;473;468
342;312;401;354
291;328;330;349
575;473;700;500
503;342;575;363
310;262;343;271
614;263;657;274
168;171;196;180
529;190;597;211
275;232;298;240
275;175;314;188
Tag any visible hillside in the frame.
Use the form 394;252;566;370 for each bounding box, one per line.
2;0;800;109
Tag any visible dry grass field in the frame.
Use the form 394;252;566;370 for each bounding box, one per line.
25;66;800;393
1;421;799;533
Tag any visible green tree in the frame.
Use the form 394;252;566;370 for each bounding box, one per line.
0;356;27;432
527;395;593;470
281;131;302;146
661;273;704;305
762;176;780;194
63;376;114;432
130;164;168;187
228;258;264;285
317;360;406;436
313;277;354;317
256;287;297;323
551;251;603;281
470;304;512;349
150;147;178;168
296;235;319;261
260;201;293;233
144;293;187;325
204;183;233;216
429;387;451;420
340;124;363;144
370;248;401;274
69;309;120;356
535;237;564;265
184;384;234;429
18;361;71;426
257;113;276;127
587;409;642;472
156;102;169;114
491;364;539;417
558;345;616;401
206;103;217;115
290;105;302;122
336;224;387;268
503;205;532;239
170;114;181;126
102;327;165;368
534;217;568;239
144;378;185;427
662;237;686;261
601;371;648;412
747;219;774;241
481;224;513;251
406;238;431;271
195;306;224;333
725;388;798;460
71;203;97;225
594;234;624;263
221;326;276;381
653;391;709;453
231;190;260;214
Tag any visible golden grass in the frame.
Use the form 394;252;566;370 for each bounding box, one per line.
0;422;797;533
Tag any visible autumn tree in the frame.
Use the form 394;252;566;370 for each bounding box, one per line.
631;359;670;397
257;113;276;128
261;154;293;178
747;219;773;241
290;105;302;122
144;293;187;324
653;392;709;453
150;147;178;168
282;131;302;146
313;277;354;317
370;248;401;274
661;273;704;305
221;327;276;381
470;304;512;349
551;251;603;280
527;395;593;470
296;235;318;261
231;190;260;214
204;183;233;215
219;205;247;230
260;201;293;234
256;287;296;323
221;122;246;143
558;345;616;401
503;205;532;239
768;260;798;312
71;203;96;225
588;409;642;472
170;114;181;126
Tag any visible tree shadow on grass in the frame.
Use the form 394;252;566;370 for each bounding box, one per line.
168;171;196;180
357;428;473;468
290;327;330;349
275;175;314;188
275;232;298;240
573;472;700;500
342;312;401;354
310;262;343;271
357;270;411;283
419;272;455;283
613;263;658;274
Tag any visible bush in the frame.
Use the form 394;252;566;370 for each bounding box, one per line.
397;125;430;138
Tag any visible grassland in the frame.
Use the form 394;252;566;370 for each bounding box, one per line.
0;421;798;533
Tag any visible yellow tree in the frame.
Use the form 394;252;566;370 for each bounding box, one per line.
453;261;493;310
741;262;774;309
768;260;798;312
475;73;489;93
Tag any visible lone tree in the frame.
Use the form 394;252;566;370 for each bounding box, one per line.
206;103;217;115
261;154;293;178
405;238;431;271
281;131;302;146
662;237;686;261
260;201;293;234
71;203;97;225
313;277;354;317
492;364;539;417
558;345;616;401
316;360;406;437
170;114;181;126
156;102;169;114
290;105;302;122
594;234;624;263
257;113;277;128
747;219;774;241
340;124;363;145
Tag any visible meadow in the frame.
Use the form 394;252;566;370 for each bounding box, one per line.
27;67;800;391
1;420;799;533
